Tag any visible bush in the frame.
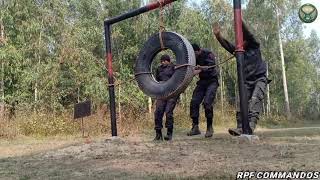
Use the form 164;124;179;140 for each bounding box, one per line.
259;114;289;128
17;112;79;136
0;101;306;139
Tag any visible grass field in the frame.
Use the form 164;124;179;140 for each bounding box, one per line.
0;126;320;180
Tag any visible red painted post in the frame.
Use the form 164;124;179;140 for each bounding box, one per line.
104;0;177;136
233;0;251;134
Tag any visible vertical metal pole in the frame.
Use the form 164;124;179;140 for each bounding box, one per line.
104;24;117;136
233;0;251;134
103;0;177;137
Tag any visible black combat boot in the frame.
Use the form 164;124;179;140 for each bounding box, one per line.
164;128;173;141
187;124;201;136
249;117;257;134
228;112;242;136
153;129;163;141
205;119;213;138
205;126;213;138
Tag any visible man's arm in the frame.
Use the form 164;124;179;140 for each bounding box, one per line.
242;21;260;48
215;34;236;54
193;69;202;76
212;22;235;54
203;54;219;77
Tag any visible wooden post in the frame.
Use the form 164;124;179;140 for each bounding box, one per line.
81;118;85;137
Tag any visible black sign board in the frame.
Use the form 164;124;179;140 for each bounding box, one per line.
74;100;91;119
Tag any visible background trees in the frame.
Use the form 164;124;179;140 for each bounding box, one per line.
0;0;319;122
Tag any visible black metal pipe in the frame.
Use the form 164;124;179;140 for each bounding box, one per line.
105;7;149;25
104;0;177;25
233;0;251;134
103;0;177;137
235;53;251;135
104;24;117;136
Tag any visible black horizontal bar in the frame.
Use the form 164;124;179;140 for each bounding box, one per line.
104;0;177;25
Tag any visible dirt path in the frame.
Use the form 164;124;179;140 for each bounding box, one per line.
0;127;320;180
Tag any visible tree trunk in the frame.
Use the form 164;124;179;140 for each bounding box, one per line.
98;0;104;11
0;59;4;119
35;19;44;104
117;45;122;122
0;20;4;43
266;63;271;116
276;8;291;118
235;75;238;111
220;64;224;121
0;19;5;118
148;97;152;115
118;84;122;121
77;87;80;103
318;94;320;114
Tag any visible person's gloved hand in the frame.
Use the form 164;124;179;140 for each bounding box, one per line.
193;66;202;76
212;22;221;36
194;65;201;70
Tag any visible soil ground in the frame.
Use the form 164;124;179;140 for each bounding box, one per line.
0;127;320;180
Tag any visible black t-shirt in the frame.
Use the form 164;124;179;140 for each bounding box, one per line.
155;63;175;82
196;49;219;83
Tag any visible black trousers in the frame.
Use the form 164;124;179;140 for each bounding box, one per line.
236;77;268;129
190;80;219;127
154;96;179;130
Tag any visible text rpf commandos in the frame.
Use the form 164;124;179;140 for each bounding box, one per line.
236;171;320;179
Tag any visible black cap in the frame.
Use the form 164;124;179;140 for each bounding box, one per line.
160;54;171;62
192;43;200;51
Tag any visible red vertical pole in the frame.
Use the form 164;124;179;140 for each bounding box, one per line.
103;0;177;137
104;24;117;137
233;0;251;134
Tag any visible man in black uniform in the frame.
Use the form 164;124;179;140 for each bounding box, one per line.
187;44;219;138
213;21;269;136
154;54;179;141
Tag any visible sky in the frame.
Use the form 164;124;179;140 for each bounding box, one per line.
189;0;320;37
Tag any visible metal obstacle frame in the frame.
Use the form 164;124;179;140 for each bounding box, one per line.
103;0;251;137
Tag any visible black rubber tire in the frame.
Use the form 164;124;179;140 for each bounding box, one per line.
135;31;195;99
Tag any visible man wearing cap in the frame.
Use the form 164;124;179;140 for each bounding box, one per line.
213;21;269;136
187;44;219;138
153;54;179;141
